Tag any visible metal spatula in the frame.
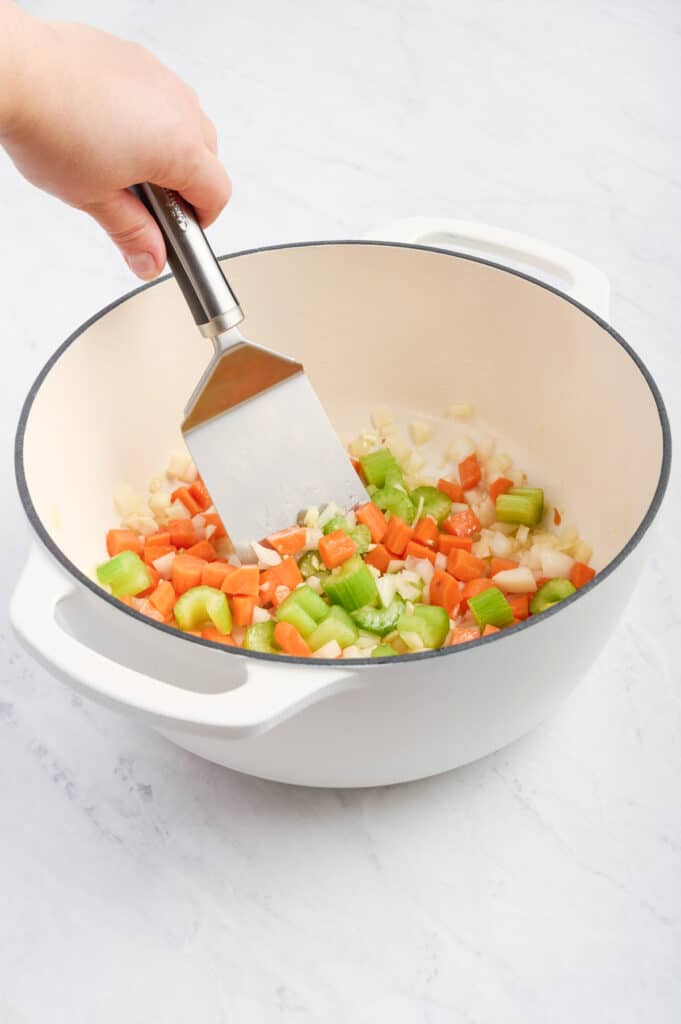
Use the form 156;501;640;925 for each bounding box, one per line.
132;184;366;549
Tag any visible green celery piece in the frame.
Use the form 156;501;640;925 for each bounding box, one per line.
244;620;277;653
371;644;399;658
530;578;576;614
288;584;329;622
384;465;407;490
409;485;451;526
173;586;232;634
351;595;405;636
348;524;371;554
275;597;318;637
366;484;378;497
308;606;359;650
360;448;400;487
298;551;324;579
468;586;514;630
323;555;379;611
97;550;151;598
322;515;350;536
372;486;416;524
397;604;449;648
496;492;541;526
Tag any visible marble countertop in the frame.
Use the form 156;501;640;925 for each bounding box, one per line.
1;1;679;1021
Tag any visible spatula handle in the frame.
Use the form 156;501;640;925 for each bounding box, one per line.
131;183;244;337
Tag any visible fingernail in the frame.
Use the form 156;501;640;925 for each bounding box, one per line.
126;252;157;280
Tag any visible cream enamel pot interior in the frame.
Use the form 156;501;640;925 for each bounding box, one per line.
12;219;671;787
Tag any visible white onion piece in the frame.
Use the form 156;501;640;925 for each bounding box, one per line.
342;645;362;659
179;460;198;484
434;552;447;571
387;559;406;573
490;531;513;557
540;548;575;579
166;500;190;520
152;551;176;580
345;509;357;528
306;575;323;594
192;514;206;530
404;556;434;588
167;451;191;478
205;525;217;540
314;639;342;659
401;631;424;651
376;574;398;609
303;527;323;552
251;606;272;625
274;585;290;605
250;540;282;568
516;525;530;544
317;502;343;528
492;567;537;593
114;482;146;519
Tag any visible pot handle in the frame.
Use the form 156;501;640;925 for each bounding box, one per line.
10;544;359;738
364;216;610;319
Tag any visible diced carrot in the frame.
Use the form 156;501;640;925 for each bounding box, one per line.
149;579;176;618
430;570;461;616
319;529;357;569
571;562;596;589
201;561;234;588
182;630;203;638
106;529;143;558
201;626;236;646
274;557;303;590
203;512;227;539
171;486;202;516
231;595;258;627
365;543;391;573
139;563;160;597
490;557;519;575
172;554;206;595
438;534;473;554
482;624;500;636
460;577;495;609
383;516;414;557
189;478;212;511
488;477;514;503
447;549;488;582
222;565;260;597
118;594;135;608
186;539;217;561
351;457;364;481
274;621;311;657
405;540;437;564
356;502;388;543
413;516;439;549
449;626;481;646
437;478;464;503
458;453;481;491
143;544;175;566
137;597;165;623
168;519;197;548
553;507;562;526
507;594;529;620
443;508;481;538
259;568;277;606
266;527;307;556
145;530;171;547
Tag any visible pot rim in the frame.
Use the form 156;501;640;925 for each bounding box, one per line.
15;239;672;667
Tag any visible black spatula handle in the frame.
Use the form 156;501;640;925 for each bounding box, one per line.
131;183;243;337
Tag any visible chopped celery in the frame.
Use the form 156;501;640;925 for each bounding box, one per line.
351;595;405;636
276;585;328;637
97;550;151;598
372;486;416;524
384;465;407;490
298;550;324;579
174;586;232;634
308;605;358;650
496;487;544;526
348;524;372;554
360;448;400;487
530;578;576;614
323;555;379;611
322;515;350;536
371;644;399;658
468;586;514;630
244;620;278;652
409;486;451;526
397;604;449;648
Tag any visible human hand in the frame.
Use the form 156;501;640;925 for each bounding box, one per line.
0;4;231;279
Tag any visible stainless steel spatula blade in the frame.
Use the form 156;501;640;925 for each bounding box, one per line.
132;185;367;546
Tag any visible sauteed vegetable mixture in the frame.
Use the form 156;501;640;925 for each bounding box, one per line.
96;410;596;658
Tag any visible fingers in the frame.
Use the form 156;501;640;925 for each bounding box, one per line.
159;140;232;228
200;112;218;155
85;190;166;279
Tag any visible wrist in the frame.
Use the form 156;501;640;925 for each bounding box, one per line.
0;4;33;141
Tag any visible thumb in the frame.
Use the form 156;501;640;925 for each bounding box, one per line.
84;190;166;280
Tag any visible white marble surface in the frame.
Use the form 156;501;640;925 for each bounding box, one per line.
1;1;680;1020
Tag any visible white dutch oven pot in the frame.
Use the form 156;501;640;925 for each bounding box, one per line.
12;219;671;787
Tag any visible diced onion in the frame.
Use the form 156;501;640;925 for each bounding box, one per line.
434;552;447;571
410;419;433;445
342;645;362;659
376;575;398;608
179;460;198;484
302;506;320;528
490;531;513;557
315;639;342;659
303;528;323;552
572;539;593;563
516;525;530;544
306;575;323;594
251;606;272;625
540;548;575;578
205;525;217;540
448;403;474;419
476;497;496;527
274;585;290;605
167;500;190;520
387;559;406;573
371;407;394;430
167;451;191;479
250;540;282;568
152;552;175;579
492;567;537;593
401;631;424;651
114;483;146;519
317;502;343;529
